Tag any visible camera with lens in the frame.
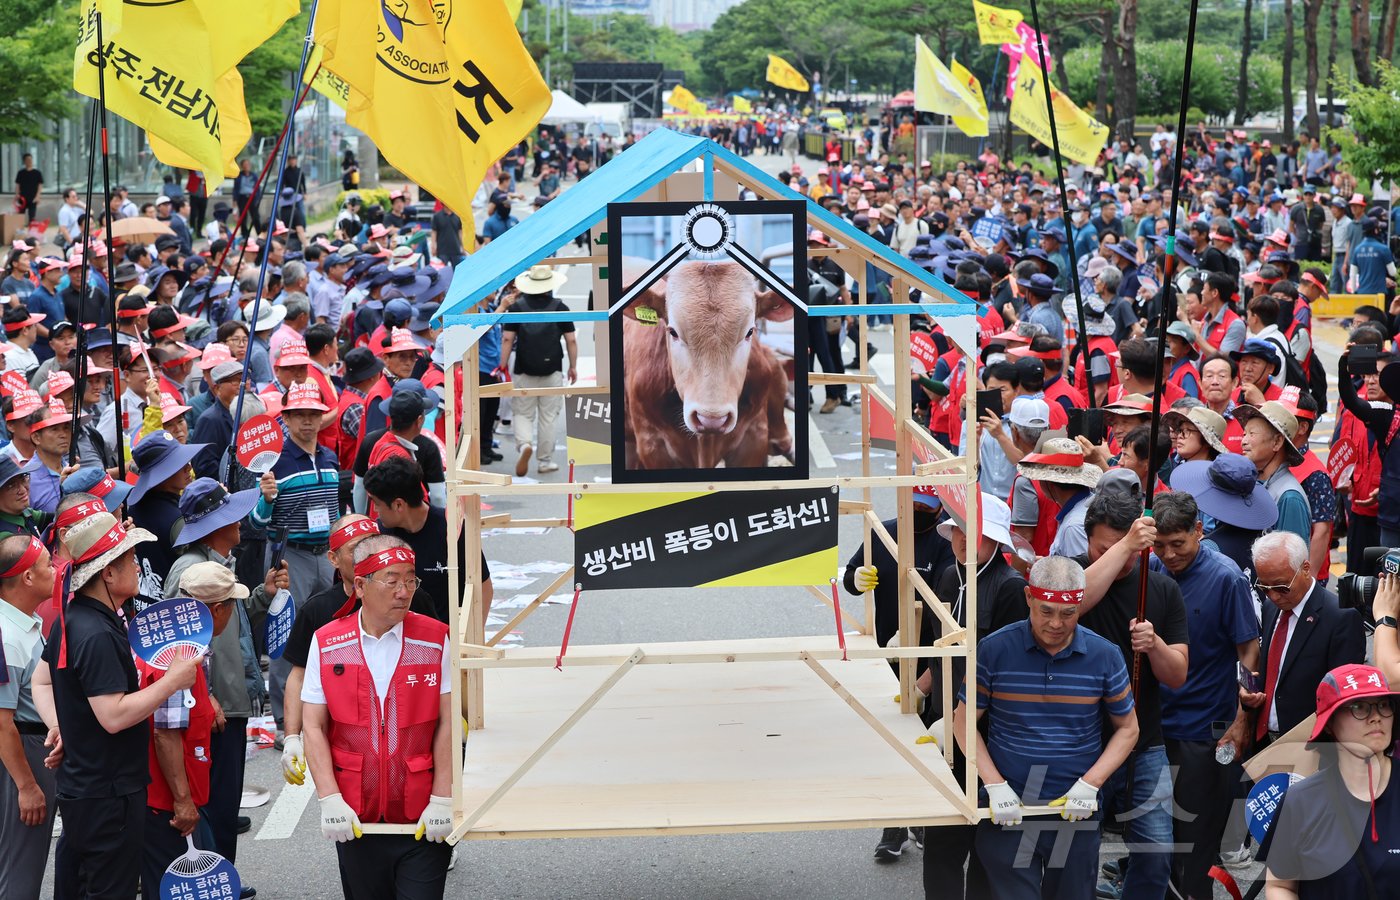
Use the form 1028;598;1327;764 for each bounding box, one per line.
1336;547;1400;625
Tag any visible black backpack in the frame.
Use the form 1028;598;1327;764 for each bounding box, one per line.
1307;351;1330;416
513;296;565;376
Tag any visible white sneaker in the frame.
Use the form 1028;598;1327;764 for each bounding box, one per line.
515;444;533;477
538;461;560;474
1220;847;1253;867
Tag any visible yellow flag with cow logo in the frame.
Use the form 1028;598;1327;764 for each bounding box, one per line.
914;38;983;121
766;54;810;92
73;0;296;191
314;0;550;242
949;58;989;138
666;84;699;110
1008;56;1109;166
972;0;1024;44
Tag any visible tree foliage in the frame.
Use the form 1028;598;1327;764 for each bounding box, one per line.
238;8;307;137
1330;60;1400;183
1062;40;1281;122
0;0;79;145
521;11;704;88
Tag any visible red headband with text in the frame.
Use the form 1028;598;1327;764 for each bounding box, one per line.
354;546;415;578
56;500;107;531
331;519;380;553
1028;584;1084;605
0;536;44;578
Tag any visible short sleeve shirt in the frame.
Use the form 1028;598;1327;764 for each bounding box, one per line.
1299;469;1337;527
1073;557;1190;749
43;595;149;798
0;597;45;724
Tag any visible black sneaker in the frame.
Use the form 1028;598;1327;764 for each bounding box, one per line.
237;815;251;834
910;826;925;850
874;827;908;861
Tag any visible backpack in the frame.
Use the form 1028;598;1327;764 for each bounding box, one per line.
1307;350;1330;416
512;296;565;376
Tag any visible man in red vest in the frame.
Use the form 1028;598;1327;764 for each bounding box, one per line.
303;534;454;898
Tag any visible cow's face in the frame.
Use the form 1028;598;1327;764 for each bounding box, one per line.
629;261;793;436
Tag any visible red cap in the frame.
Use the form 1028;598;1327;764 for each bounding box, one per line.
1310;664;1398;740
281;381;328;413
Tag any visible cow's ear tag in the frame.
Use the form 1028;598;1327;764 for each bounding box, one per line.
635;306;658;325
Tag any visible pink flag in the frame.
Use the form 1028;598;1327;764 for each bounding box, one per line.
1002;22;1054;100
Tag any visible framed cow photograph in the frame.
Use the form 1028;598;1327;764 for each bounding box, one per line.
606;200;809;484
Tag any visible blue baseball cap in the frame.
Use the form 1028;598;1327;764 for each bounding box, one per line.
378;377;441;416
60;465;133;511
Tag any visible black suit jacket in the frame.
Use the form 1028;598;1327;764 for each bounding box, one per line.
1259;587;1366;734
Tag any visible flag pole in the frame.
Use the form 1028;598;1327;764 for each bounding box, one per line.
94;11;127;481
68;98;100;463
227;0;321;470
979;51;1002;159
1023;1;1091;410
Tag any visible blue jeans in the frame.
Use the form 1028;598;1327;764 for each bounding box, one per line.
1330;253;1348;293
1101;744;1174;898
975;815;1101;900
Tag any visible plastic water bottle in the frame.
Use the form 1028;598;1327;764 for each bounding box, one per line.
1216;743;1236;765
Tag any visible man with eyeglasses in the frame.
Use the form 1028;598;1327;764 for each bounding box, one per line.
1240;531;1364;747
302;534;455;899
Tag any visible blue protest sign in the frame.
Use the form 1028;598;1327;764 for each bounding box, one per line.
129;598;214;709
265;588;296;660
160;836;241;899
1245;771;1304;844
971;215;1006;248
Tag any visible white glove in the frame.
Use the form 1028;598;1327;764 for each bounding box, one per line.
319;793;363;842
854;565;879;592
281;734;307;786
414;794;454;842
1050;777;1099;821
986;782;1025;827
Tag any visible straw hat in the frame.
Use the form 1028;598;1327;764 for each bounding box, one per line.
1016;437;1104;489
514;265;568;295
1103;393;1154;417
1162;406;1228;455
1233;401;1305;467
66;513;155;591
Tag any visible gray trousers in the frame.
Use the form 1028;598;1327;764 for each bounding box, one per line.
0;732;57;900
269;544;334;727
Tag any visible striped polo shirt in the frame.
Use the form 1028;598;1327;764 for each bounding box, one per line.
960;620;1133;803
251;438;340;544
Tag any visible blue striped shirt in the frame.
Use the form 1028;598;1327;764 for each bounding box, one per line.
251;438;340;543
961;620;1133;802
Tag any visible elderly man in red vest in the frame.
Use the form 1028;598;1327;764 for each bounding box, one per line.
302;534;454;899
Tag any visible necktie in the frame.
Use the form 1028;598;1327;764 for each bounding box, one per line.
1257;609;1293;741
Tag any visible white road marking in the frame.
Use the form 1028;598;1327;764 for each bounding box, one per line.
808;414;836;469
254;773;315;840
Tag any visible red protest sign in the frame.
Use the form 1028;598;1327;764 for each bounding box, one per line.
236;414;283;474
1327;438;1357;488
910;332;939;372
0;370;27;397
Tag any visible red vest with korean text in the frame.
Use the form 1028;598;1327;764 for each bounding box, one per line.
318;612;448;824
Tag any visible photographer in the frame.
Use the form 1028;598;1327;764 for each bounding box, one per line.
1338;346;1400;546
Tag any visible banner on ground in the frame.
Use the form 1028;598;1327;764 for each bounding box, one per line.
565;395;611;466
914;38;984;125
972;0;1024;44
1008;57;1109;167
573;488;838;589
666;84;699;110
74;0;296;188
766;54;810;92
949;59;989;138
314;0;549;241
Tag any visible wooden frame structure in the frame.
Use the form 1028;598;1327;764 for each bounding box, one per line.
400;129;1034;843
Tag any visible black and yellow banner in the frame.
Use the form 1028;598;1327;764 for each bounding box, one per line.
565;395;610;466
574;489;838;589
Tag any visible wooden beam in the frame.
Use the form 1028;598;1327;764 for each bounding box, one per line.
809;372;878;385
449;473;971;497
460;643;505;659
904;418;956;463
448;648;647;841
538;254;606;266
479;383;611;398
456;469;512;486
908;568;962;640
486;566;576;647
838;499;872;514
862;510;899;558
802;654;976;822
458;643;968;669
803;583;868;636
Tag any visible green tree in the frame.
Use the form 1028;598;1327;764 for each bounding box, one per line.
0;0;78;144
1063;40;1279;123
238;9;307;137
1329;61;1400;183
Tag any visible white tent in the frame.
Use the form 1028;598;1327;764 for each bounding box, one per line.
541;90;592;125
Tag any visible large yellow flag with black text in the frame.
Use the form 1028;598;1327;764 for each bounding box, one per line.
315;0;549;242
1009;56;1109;166
972;0;1024;44
766;55;810;92
914;38;983;123
949;59;989;138
146;69;251;178
666;85;699;110
74;0;295;189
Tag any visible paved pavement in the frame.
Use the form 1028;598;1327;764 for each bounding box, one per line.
36;149;1312;898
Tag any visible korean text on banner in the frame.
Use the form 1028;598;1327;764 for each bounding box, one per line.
1001;22;1054;101
565;395;611;467
146;68;250;179
950;58;989;138
303;44;351;111
1008;57;1109;167
314;0;549;242
972;0;1024;45
574;489;838;590
74;0;297;190
766;54;810;92
666;84;699;110
914;38;983;123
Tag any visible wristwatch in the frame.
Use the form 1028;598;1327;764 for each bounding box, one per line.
1378;616;1398;630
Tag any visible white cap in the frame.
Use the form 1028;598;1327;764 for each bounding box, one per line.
1009;396;1050;429
155;195;171;206
937;493;1015;550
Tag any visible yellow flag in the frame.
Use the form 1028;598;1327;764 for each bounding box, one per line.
666;85;698;110
303;44;351;111
315;0;550;242
733;95;752;113
1008;57;1109;167
914;38;983;121
688;100;708;118
972;0;1024;44
766;55;810;92
949;59;989;138
74;0;297;192
504;0;523;20
147;69;250;177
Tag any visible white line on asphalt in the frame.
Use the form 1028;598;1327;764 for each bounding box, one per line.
808;414;836;469
254;774;315;841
